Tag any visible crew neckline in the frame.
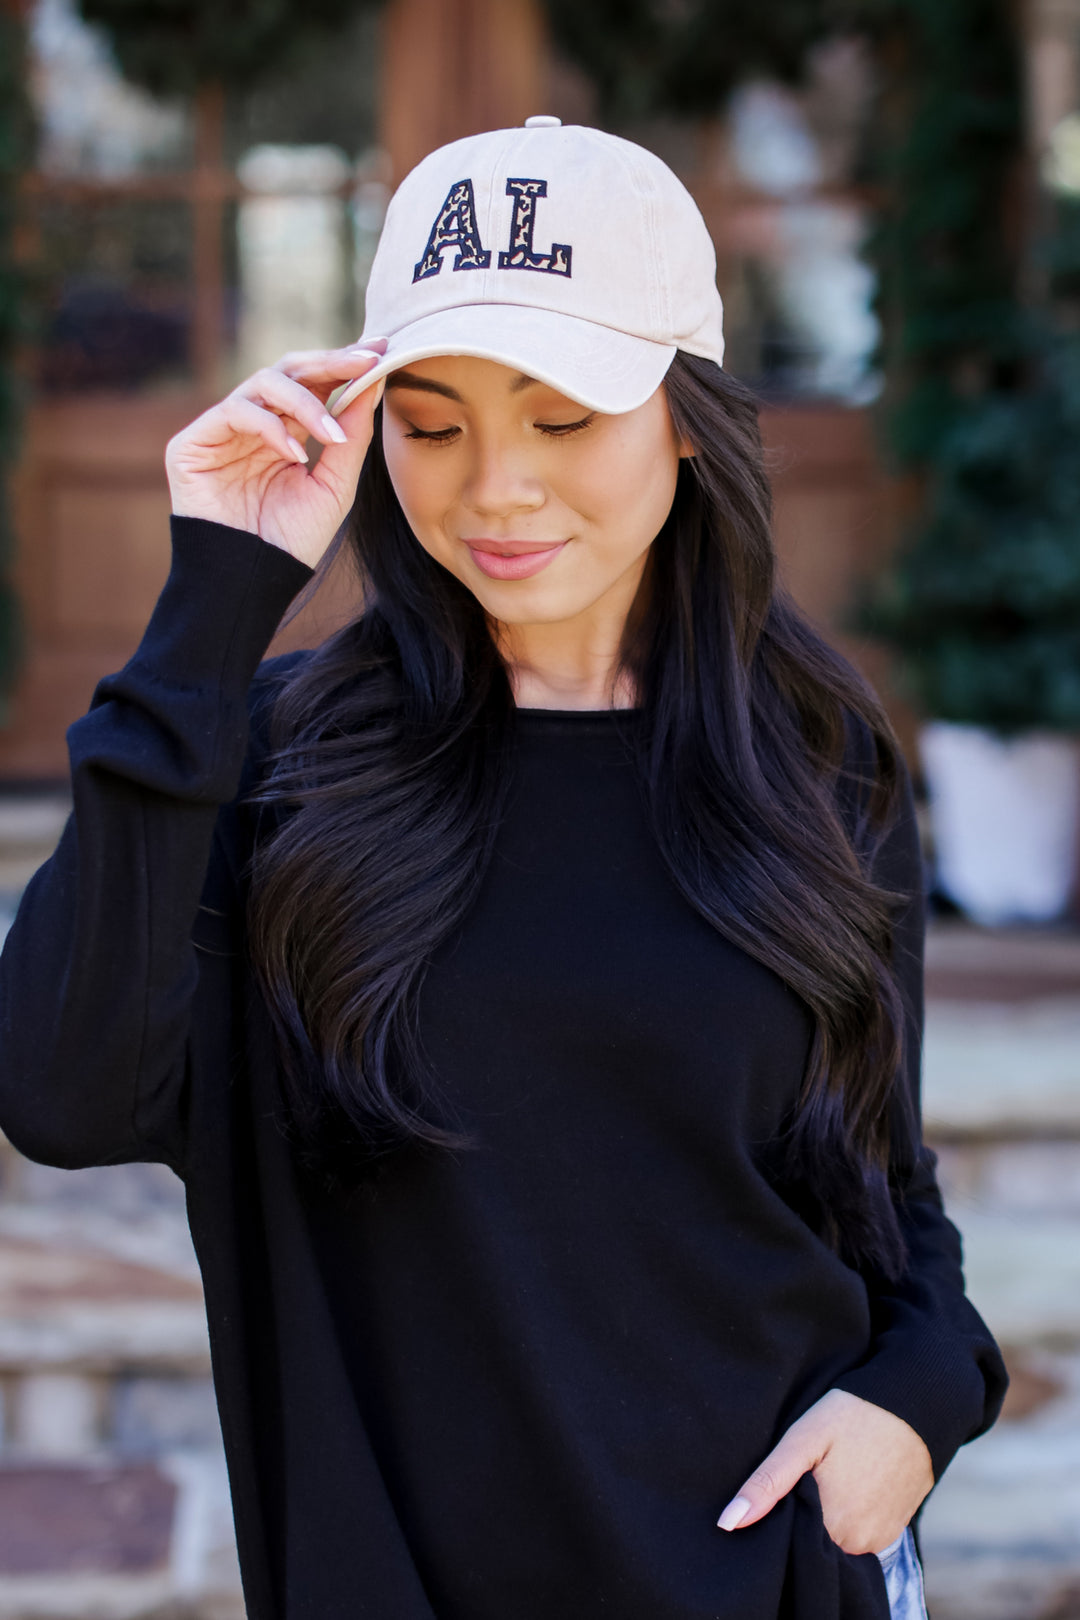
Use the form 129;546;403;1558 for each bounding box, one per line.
514;706;643;720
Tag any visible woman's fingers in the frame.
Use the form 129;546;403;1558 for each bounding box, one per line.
164;343;386;563
717;1415;823;1531
274;340;389;395
303;374;384;500
232;367;354;450
166;396;308;473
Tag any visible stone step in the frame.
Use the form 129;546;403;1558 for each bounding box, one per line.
924;998;1080;1139
0;1216;208;1380
919;1347;1080;1620
0;1452;243;1620
943;1208;1080;1344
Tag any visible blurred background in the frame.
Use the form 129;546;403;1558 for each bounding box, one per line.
0;0;1078;1616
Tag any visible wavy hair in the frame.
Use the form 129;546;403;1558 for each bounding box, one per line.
246;352;915;1279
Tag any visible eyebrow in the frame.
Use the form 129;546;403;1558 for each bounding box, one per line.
385;370;541;402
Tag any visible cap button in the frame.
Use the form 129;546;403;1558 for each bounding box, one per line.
524;115;562;129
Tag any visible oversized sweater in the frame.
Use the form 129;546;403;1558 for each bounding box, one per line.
0;517;1008;1620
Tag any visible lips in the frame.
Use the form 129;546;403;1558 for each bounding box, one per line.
464;538;568;581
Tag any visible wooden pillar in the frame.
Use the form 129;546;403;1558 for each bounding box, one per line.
379;0;547;185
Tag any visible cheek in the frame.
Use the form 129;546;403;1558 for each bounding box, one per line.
568;426;680;551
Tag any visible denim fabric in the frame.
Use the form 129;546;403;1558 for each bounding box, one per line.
874;1527;929;1620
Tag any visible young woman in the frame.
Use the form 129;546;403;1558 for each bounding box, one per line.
0;119;1006;1620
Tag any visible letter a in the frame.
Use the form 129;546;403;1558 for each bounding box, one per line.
498;179;572;277
413;179;492;282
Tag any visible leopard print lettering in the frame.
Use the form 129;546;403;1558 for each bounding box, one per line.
413;179;492;282
497;179;572;276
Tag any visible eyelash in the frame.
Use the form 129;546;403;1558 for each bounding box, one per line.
403;415;596;446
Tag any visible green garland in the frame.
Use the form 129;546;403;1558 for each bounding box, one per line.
851;4;1080;733
77;0;381;97
0;7;28;722
861;0;1024;469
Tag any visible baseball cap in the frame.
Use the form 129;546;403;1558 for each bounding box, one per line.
331;115;725;418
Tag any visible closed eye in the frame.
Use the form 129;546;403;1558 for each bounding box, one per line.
537;414;595;437
403;424;460;444
402;414;596;445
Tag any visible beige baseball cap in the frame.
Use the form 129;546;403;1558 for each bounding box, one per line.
332;115;725;418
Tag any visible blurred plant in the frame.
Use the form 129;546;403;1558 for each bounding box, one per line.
856;328;1080;731
75;0;382;98
0;3;29;722
857;0;1025;469
842;0;1071;735
543;0;831;122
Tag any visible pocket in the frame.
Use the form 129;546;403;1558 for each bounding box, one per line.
787;1473;893;1620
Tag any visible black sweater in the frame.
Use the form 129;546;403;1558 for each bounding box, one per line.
0;518;1007;1620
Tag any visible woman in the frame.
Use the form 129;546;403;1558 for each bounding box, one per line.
0;119;1005;1620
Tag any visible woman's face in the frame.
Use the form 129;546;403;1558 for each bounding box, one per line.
380;354;687;627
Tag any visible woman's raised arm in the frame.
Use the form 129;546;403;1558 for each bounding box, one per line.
0;344;384;1173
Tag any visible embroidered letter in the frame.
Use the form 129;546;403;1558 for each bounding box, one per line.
497;179;572;277
413;179;492;282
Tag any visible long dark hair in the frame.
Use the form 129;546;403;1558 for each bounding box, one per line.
247;352;915;1280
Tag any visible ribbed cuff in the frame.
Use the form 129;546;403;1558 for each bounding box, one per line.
833;1329;990;1483
127;517;316;696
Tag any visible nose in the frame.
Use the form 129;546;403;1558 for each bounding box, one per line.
463;440;545;522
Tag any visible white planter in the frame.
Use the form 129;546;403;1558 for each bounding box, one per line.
919;721;1080;927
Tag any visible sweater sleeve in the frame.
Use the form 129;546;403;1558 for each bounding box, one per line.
0;516;314;1175
830;736;1009;1483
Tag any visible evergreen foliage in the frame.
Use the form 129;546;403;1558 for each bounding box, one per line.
858;191;1080;733
859;0;1024;469
76;0;381;98
543;0;832;122
858;343;1080;731
0;7;28;720
850;0;1080;735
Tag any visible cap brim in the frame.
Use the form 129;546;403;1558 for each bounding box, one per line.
330;304;676;417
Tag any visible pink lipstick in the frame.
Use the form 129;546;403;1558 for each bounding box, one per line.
465;540;568;581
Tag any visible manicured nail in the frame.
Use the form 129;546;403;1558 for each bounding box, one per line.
717;1496;751;1532
320;413;348;444
358;334;388;349
286;436;308;463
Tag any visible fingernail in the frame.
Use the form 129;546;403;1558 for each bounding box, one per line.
286;436;308;463
320;413;348;444
358;334;388;350
717;1496;751;1532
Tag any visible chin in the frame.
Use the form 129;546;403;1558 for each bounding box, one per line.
469;582;592;624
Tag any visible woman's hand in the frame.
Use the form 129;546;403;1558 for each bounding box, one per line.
165;341;388;569
716;1389;934;1556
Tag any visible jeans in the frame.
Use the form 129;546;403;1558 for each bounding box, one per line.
874;1526;929;1620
